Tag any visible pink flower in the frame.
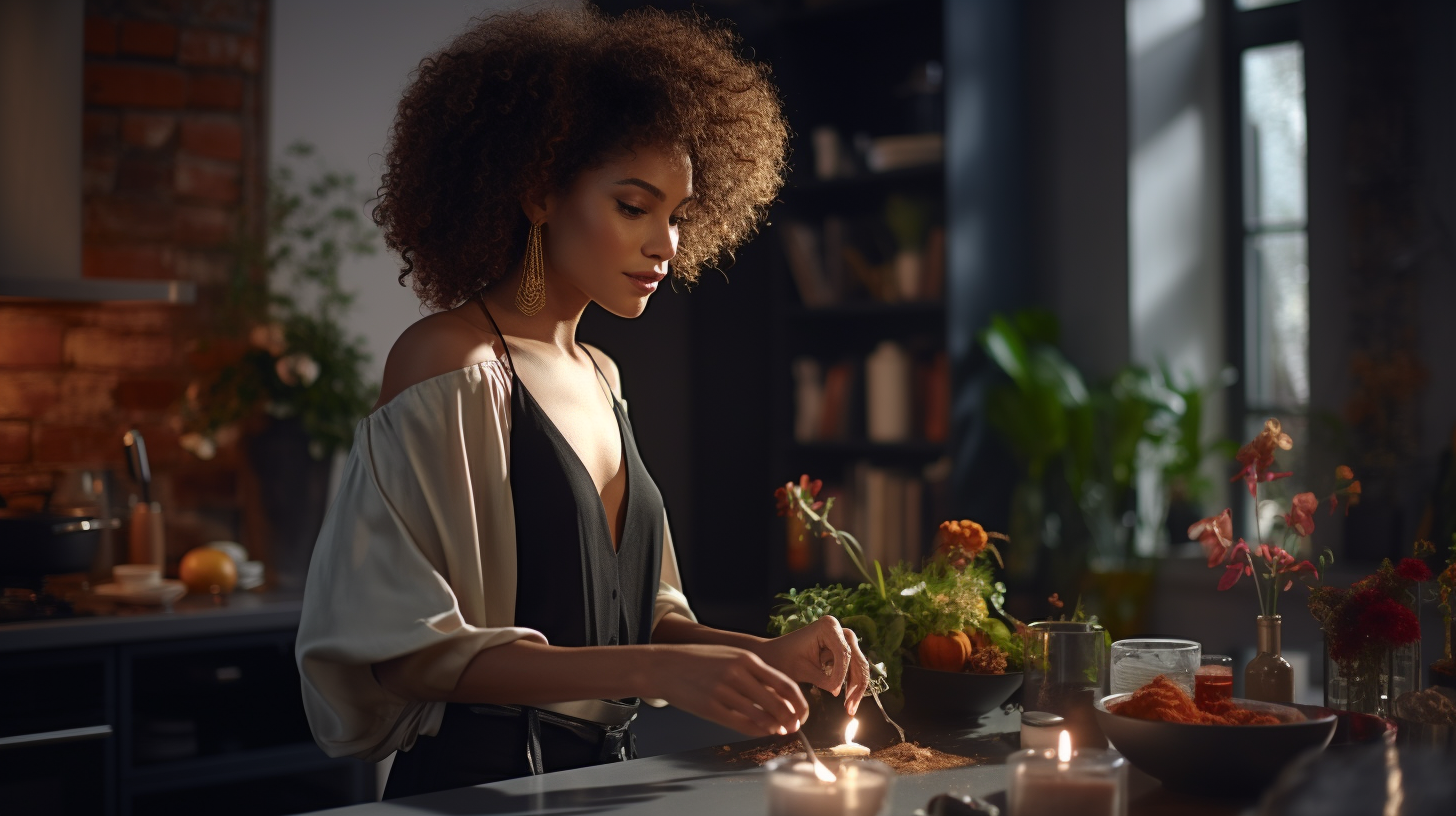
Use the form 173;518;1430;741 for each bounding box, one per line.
1231;418;1294;497
1285;492;1318;537
1189;509;1234;567
1218;541;1253;591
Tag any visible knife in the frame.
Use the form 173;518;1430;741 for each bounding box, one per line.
122;429;151;504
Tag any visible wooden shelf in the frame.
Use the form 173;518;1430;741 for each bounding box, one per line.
789;300;945;320
779;162;943;210
789;440;947;460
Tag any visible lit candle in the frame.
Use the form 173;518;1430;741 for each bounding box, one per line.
823;718;872;757
1007;730;1127;816
765;755;894;816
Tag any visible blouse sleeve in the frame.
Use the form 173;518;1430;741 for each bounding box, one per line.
294;364;546;762
653;507;695;631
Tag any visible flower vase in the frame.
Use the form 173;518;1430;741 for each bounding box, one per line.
1324;636;1420;717
246;417;332;591
1244;615;1294;703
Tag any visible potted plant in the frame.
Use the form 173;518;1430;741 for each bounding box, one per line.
767;476;1022;740
179;142;378;589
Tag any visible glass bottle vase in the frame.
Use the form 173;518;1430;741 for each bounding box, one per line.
1245;615;1295;703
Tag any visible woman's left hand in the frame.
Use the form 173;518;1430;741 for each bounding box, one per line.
755;615;870;716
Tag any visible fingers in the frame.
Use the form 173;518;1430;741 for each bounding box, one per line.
843;628;869;716
715;686;788;736
815;616;852;696
725;658;803;734
748;658;810;724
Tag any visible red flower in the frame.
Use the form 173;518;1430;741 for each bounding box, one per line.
1189;509;1234;567
1231;418;1294;497
1285;492;1318;537
1048;593;1064;609
775;474;824;517
1218;541;1253;591
1355;598;1421;646
1395;558;1433;583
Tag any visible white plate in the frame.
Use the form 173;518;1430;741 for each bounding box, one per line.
94;579;187;605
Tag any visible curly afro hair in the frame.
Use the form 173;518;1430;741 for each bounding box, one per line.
373;5;789;311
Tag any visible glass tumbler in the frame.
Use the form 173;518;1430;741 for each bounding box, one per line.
1023;621;1111;748
1195;654;1235;707
1110;639;1201;696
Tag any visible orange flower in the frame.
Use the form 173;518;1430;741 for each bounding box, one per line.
1189;509;1234;567
1047;592;1064;609
1285;492;1319;537
1335;465;1355;481
1231;418;1294;496
939;519;989;556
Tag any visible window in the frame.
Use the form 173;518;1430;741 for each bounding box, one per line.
1228;0;1305;534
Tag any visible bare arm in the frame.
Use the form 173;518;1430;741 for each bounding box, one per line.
373;638;808;737
653;612;871;716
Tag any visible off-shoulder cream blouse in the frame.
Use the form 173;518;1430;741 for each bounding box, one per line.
294;361;695;762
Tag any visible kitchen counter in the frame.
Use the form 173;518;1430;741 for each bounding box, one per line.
303;708;1248;816
0;590;303;654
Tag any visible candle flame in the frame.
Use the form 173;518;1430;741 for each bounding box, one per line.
1057;729;1072;763
844;718;859;745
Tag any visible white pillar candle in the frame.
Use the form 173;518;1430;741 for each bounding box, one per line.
823;718;872;757
1007;730;1127;816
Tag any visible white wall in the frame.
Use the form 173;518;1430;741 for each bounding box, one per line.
270;0;567;386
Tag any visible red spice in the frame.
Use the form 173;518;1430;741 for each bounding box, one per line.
1111;675;1282;725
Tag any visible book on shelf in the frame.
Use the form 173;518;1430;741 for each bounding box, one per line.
792;348;948;445
800;458;950;581
780;216;945;308
864;133;943;173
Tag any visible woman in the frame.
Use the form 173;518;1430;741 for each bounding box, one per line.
294;6;870;799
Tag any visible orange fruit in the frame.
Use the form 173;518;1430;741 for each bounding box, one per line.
180;547;238;594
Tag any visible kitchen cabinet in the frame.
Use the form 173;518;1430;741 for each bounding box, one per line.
0;595;371;815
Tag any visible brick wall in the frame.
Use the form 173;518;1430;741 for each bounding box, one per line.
0;0;270;567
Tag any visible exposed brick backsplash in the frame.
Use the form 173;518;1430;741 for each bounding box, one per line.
0;0;271;567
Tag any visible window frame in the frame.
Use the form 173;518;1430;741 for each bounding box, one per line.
1222;1;1305;439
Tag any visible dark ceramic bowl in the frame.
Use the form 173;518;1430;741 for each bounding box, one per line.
1094;693;1337;796
901;666;1023;720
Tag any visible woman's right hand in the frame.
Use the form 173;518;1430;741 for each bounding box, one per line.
648;645;809;737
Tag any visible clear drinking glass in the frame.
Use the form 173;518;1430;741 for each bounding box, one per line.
1110;639;1201;696
1023;622;1111;749
1196;654;1235;708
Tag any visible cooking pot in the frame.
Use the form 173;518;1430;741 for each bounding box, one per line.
0;504;120;580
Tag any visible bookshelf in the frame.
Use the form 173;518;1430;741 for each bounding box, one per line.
591;0;949;630
762;0;949;593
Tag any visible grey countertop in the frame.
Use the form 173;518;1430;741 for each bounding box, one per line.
306;708;1246;816
0;590;303;653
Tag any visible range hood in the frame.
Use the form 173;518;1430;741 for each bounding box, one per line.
0;0;194;304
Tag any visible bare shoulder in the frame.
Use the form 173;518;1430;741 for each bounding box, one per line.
372;308;504;412
579;342;623;398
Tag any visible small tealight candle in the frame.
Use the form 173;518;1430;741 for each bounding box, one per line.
1007;730;1127;816
823;718;872;757
765;755;894;816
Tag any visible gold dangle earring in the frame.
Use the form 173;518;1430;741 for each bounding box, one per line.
514;221;546;316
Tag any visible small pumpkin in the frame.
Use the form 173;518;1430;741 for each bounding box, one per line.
917;631;971;671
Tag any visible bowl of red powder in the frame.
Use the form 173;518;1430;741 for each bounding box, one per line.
1093;675;1337;796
